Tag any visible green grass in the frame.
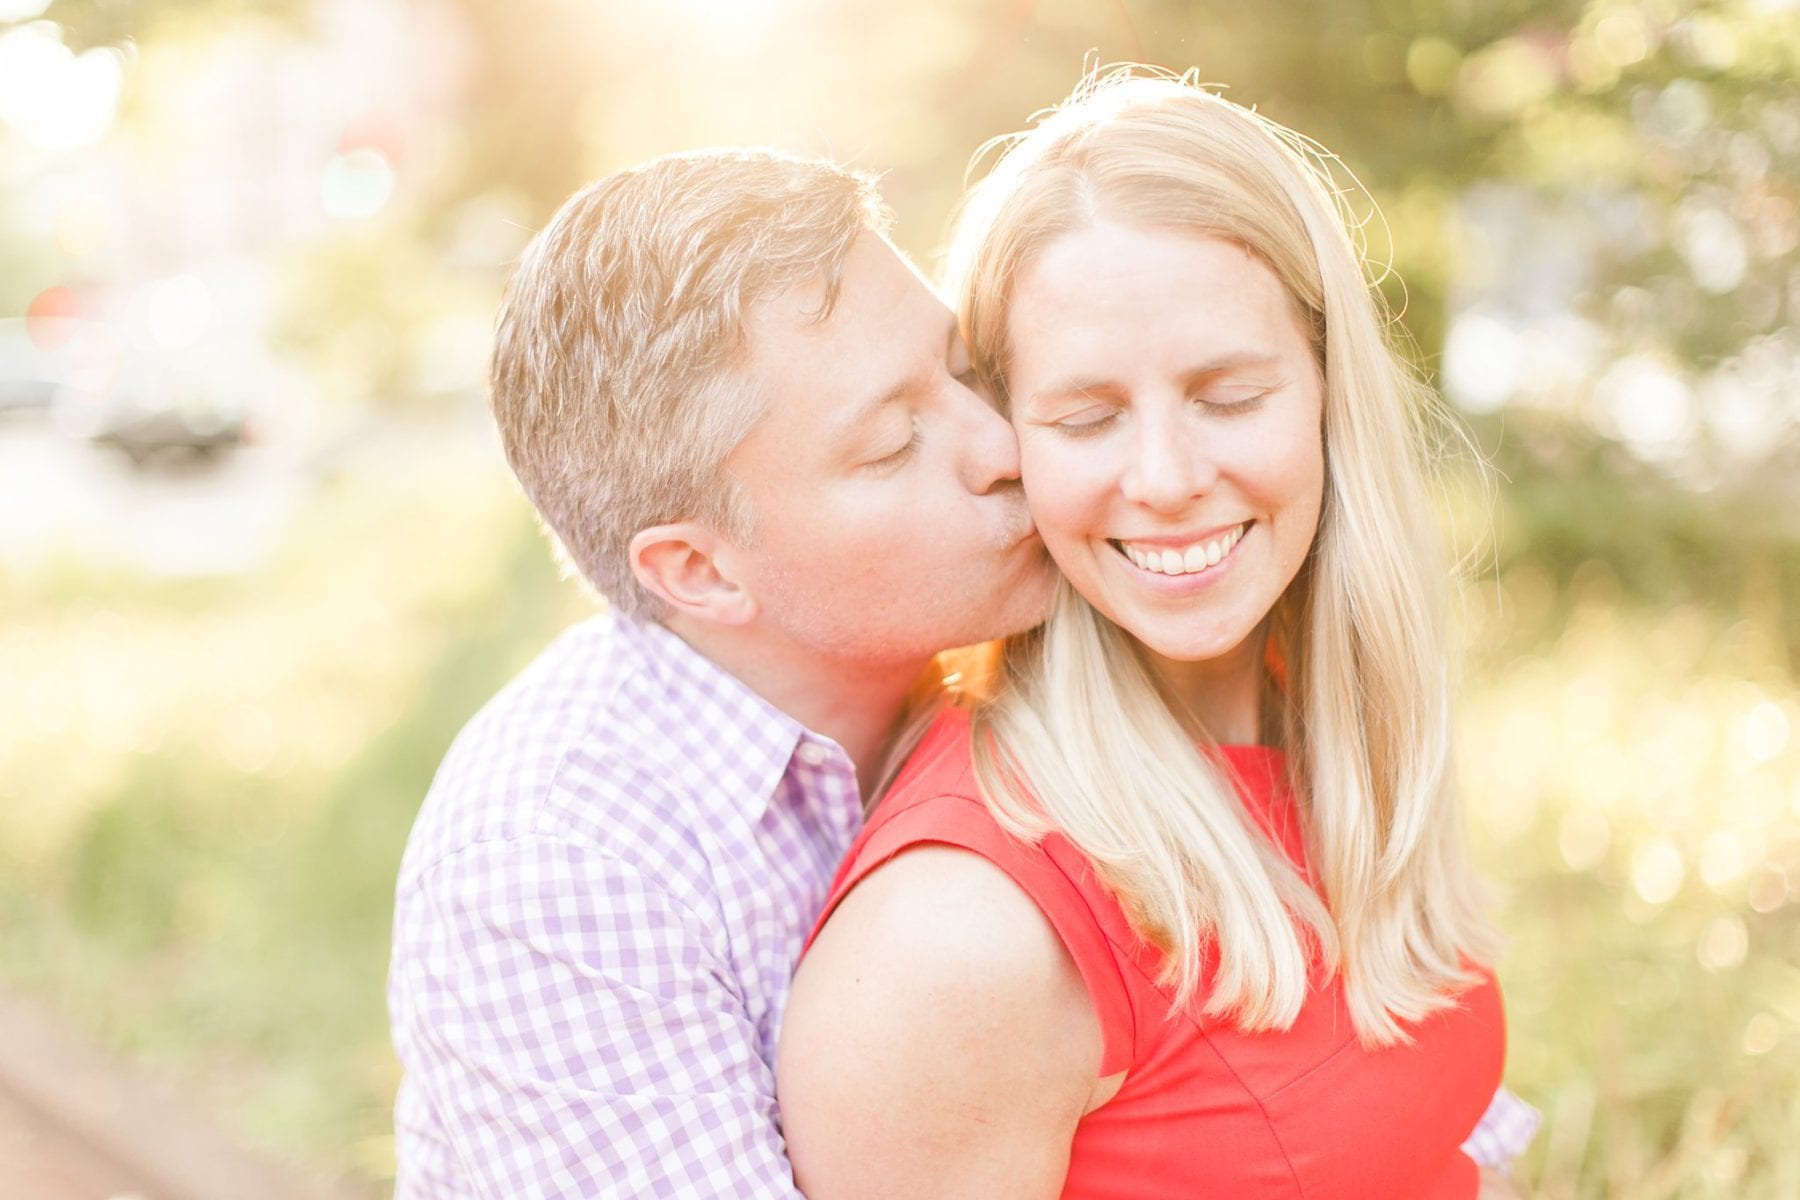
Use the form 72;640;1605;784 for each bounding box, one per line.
0;442;588;1181
1;441;1795;1195
1464;577;1800;1199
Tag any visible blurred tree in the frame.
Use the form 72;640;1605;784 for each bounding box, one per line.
11;0;1793;590
1434;1;1800;501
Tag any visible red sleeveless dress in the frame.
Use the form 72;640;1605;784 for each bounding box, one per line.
805;707;1505;1199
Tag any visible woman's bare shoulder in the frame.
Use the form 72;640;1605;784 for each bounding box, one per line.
778;845;1100;1200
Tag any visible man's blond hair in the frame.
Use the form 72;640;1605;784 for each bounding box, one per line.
490;149;889;620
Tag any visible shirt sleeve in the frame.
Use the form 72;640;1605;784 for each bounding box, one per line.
389;834;803;1199
1460;1085;1542;1169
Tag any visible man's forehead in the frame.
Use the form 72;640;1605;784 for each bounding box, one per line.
728;239;959;449
745;267;838;335
745;241;954;380
747;233;927;335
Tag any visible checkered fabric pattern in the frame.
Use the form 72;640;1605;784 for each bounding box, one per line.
389;614;861;1199
1463;1083;1543;1170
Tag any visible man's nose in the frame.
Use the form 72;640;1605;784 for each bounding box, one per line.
959;389;1023;495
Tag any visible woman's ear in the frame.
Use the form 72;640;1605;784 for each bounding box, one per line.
628;523;759;627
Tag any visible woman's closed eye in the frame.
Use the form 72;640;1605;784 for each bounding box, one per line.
1055;408;1119;436
1033;397;1122;436
1197;376;1282;412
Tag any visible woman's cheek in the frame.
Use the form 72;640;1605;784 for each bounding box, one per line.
1022;449;1080;516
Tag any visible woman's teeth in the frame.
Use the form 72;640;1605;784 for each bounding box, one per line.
1117;523;1246;576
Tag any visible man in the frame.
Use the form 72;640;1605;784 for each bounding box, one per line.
389;148;1537;1198
387;149;1054;1198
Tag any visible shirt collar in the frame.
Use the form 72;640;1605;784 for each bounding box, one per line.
613;614;859;821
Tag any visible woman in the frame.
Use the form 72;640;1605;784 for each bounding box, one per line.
779;72;1516;1198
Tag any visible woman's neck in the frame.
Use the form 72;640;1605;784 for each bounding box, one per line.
1143;632;1265;746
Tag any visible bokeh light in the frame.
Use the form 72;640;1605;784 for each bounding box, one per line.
1596;355;1695;462
1742;1013;1780;1055
1695;914;1749;971
133;274;215;353
1742;702;1791;763
321;147;397;219
1632;840;1688;905
0;23;124;150
25;284;78;349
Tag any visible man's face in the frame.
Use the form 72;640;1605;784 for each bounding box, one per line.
722;233;1054;670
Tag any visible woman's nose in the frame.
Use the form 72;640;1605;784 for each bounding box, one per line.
1120;412;1216;512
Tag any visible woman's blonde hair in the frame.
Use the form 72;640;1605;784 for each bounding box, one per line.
948;68;1497;1045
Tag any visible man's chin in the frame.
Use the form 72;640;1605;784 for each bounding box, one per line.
978;573;1058;642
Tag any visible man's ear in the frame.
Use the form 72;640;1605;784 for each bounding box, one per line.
629;522;758;627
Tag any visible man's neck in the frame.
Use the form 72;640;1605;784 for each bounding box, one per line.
659;614;924;796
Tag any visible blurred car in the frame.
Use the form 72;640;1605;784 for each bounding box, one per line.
5;312;262;468
41;331;258;469
83;391;253;467
0;317;64;421
0;377;58;419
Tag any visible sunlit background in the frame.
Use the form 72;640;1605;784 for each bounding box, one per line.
1;0;1796;1196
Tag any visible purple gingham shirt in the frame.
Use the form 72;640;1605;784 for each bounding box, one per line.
1465;1085;1543;1177
389;613;859;1198
389;611;1537;1197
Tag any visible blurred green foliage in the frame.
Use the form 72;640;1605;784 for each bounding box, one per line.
1476;409;1800;671
0;446;589;1171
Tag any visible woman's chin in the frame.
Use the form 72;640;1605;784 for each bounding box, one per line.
1138;631;1256;668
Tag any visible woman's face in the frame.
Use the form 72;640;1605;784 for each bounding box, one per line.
1005;220;1326;694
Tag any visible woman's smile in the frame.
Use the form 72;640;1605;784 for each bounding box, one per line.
1110;520;1249;579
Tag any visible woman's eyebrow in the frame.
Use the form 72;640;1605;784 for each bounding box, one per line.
1026;377;1113;404
1029;350;1288;403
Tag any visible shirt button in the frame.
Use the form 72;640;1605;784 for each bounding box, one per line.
796;742;828;767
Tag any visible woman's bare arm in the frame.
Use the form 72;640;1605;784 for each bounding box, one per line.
777;845;1110;1200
